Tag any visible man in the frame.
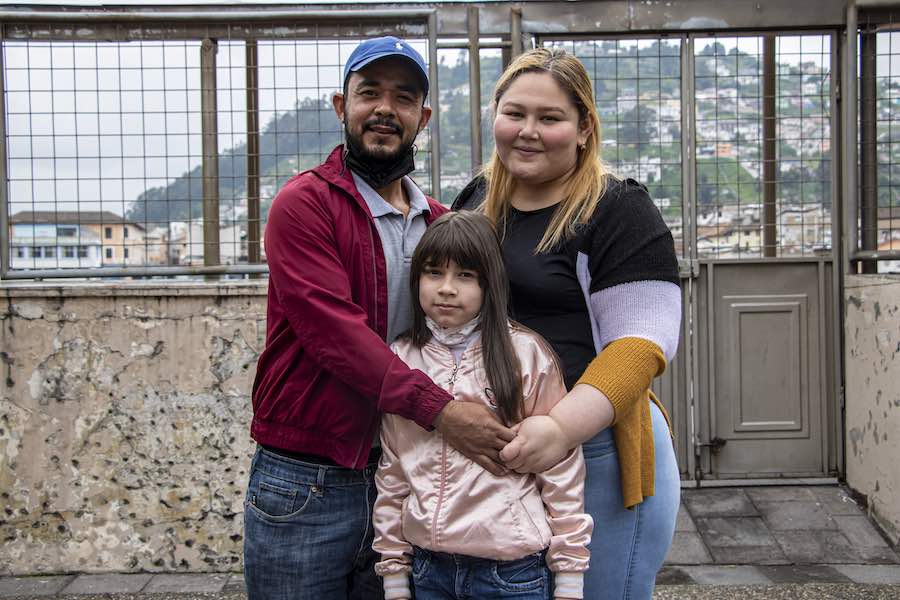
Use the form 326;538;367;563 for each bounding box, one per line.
243;37;515;599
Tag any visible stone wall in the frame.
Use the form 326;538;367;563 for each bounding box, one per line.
0;282;266;575
844;274;900;546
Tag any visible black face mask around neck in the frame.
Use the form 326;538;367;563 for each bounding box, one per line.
343;125;416;190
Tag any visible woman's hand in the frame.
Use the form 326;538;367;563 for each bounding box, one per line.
434;401;517;476
499;415;571;473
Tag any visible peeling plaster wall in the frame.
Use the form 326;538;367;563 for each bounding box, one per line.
844;274;900;546
0;282;266;575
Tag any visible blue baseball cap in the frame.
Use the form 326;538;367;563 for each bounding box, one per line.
343;36;429;97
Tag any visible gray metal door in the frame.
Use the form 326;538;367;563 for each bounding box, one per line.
695;261;837;479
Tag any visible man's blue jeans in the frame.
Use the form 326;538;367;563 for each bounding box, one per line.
411;547;551;599
243;447;383;600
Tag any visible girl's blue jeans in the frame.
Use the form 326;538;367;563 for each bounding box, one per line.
242;447;383;600
412;547;551;599
582;401;681;600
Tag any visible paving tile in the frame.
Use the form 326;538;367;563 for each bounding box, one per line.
834;515;893;548
834;564;900;584
143;573;230;593
756;500;837;531
61;573;152;594
852;546;900;564
682;488;758;518
695;516;789;565
665;532;713;565
681;565;772;585
758;564;853;583
745;486;817;503
675;504;697;532
773;530;866;563
706;544;791;565
0;575;74;596
655;566;695;585
223;574;246;592
811;486;865;516
695;516;778;547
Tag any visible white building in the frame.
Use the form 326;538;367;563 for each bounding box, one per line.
10;223;102;270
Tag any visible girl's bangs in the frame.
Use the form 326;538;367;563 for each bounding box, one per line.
417;221;487;274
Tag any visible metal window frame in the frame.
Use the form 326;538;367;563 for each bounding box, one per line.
0;7;441;279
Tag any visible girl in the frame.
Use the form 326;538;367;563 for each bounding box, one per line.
372;211;593;600
453;47;682;600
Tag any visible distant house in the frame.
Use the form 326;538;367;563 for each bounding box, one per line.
9;221;102;269
143;227;172;266
9;211;146;269
168;220;262;266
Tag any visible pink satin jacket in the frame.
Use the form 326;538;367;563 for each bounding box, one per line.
373;325;593;593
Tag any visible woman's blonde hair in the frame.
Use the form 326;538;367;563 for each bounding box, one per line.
482;47;609;252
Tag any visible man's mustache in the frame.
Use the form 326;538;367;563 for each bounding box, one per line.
364;118;402;135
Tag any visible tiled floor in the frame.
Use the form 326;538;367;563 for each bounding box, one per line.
666;486;899;567
0;486;897;597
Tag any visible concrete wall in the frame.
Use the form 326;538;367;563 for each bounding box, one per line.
3;275;899;574
844;274;900;546
0;282;266;575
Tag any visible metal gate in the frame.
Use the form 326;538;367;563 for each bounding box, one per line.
537;32;841;482
5;2;876;483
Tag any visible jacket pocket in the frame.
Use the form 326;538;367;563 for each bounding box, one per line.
517;498;547;544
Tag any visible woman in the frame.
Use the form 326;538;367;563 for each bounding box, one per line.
452;47;681;600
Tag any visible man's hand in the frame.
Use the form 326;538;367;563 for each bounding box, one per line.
499;415;571;473
433;401;516;476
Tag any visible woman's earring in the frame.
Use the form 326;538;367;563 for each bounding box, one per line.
578;142;586;151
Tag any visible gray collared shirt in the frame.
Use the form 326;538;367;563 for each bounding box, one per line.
352;172;431;344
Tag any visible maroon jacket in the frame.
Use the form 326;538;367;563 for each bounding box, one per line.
251;146;452;469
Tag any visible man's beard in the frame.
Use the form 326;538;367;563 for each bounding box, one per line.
343;118;417;190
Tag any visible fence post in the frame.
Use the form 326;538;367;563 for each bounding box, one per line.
201;38;221;271
246;39;261;275
762;33;777;258
427;11;441;200
0;30;8;278
859;28;878;273
468;6;483;172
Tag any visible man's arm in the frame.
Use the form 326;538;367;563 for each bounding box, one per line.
266;178;447;427
266;179;513;472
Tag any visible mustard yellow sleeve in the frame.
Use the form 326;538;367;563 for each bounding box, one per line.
575;337;666;426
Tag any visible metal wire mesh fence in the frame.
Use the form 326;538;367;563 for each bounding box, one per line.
862;23;900;272
5;7;896;278
5;39;204;271
546;37;685;257
693;34;833;259
3;21;434;276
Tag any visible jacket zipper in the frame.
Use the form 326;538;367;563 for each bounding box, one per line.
353;221;381;469
431;352;462;548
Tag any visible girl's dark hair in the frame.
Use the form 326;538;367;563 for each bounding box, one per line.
408;211;523;425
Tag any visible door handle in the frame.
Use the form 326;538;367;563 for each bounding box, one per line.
698;437;728;455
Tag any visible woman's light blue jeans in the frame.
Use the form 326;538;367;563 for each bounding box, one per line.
582;401;680;600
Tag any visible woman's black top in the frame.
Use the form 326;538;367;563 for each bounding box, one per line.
452;176;680;390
